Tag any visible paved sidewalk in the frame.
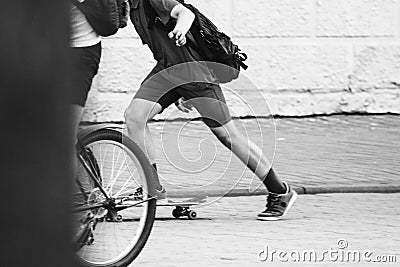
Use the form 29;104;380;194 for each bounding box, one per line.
146;115;400;196
133;193;400;266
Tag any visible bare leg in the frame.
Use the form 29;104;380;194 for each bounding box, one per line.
124;98;162;165
71;105;84;140
210;121;286;193
70;105;84;175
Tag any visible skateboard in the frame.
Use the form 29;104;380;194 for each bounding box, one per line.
157;196;207;219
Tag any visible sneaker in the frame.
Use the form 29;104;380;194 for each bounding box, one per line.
257;182;297;221
155;185;167;201
130;185;167;201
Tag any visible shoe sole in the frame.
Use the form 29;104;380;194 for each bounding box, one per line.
257;191;298;221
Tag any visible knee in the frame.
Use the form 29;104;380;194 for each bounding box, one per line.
124;106;147;130
212;123;242;149
214;129;239;149
216;133;233;149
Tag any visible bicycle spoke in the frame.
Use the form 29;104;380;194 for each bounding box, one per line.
99;143;107;178
114;174;134;198
73;130;155;266
106;156;128;193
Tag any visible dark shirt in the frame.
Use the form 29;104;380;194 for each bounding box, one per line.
149;0;179;24
130;0;217;86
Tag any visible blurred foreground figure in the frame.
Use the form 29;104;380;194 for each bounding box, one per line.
0;1;74;266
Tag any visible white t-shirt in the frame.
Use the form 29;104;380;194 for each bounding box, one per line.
70;5;101;47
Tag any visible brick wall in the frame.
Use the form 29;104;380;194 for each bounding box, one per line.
83;0;400;122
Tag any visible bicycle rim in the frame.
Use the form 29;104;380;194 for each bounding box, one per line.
73;130;156;266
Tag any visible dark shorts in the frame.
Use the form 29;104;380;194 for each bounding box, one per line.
134;65;232;128
70;42;102;106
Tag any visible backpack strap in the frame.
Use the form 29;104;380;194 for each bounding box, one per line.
180;3;215;61
142;0;157;29
236;52;248;70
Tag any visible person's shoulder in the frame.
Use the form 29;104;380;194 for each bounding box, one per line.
149;0;180;14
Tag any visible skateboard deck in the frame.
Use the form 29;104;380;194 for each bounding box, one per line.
157;196;207;219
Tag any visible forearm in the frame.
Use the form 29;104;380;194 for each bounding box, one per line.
170;5;195;35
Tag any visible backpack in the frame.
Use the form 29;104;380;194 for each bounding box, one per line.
144;0;248;83
72;0;130;37
181;1;248;83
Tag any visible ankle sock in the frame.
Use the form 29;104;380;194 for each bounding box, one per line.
262;169;287;194
152;163;162;190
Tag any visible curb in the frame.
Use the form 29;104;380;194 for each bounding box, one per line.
298;185;400;194
166;185;400;198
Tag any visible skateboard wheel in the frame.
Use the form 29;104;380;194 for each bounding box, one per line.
172;209;181;218
187;210;197;220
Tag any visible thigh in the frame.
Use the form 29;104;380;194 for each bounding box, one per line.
125;98;162;123
210;120;237;136
70;104;84;139
70;42;102;107
134;64;181;112
176;84;232;128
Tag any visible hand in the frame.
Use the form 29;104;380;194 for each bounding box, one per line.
168;29;187;47
174;97;193;113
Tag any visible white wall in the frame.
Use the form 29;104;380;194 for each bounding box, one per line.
83;0;400;122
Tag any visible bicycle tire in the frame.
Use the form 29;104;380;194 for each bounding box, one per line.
74;128;157;267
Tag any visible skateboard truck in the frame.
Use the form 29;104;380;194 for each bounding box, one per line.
172;206;197;220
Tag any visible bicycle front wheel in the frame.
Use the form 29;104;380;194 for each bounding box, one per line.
73;128;157;267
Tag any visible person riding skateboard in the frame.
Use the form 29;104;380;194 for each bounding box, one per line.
125;0;297;220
